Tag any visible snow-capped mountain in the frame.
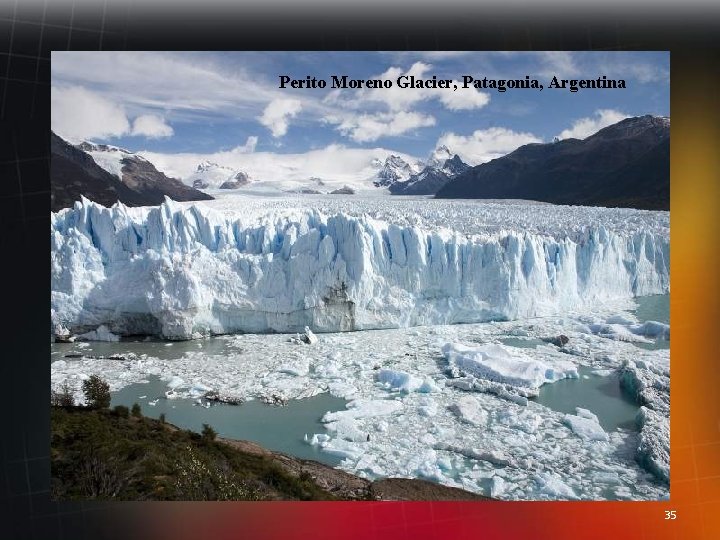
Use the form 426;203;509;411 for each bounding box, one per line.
186;161;237;189
426;144;453;168
50;135;212;211
390;150;470;195
373;155;422;187
219;170;251;189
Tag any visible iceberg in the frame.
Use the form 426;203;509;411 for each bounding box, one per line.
442;342;578;390
51;197;669;340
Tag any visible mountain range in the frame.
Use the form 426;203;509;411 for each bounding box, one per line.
51;115;669;211
435;115;670;210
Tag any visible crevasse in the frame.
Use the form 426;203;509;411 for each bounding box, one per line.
51;197;669;339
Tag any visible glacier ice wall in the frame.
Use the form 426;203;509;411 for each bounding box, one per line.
51;198;670;339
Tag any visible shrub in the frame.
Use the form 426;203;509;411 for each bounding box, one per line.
201;424;217;442
113;405;130;418
82;375;111;409
51;382;75;407
131;403;142;418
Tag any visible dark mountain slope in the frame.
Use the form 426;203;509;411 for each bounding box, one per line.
51;132;213;211
435;115;669;210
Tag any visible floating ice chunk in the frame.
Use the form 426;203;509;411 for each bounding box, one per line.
377;369;423;393
78;325;120;342
491;476;507;498
303;326;318;344
575;407;600;424
631;321;669;340
592;471;621;485
448;396;488;426
323;399;403;422
376;369;441;393
166;376;185;389
587;323;652;343
306;433;331;445
635;406;670;484
280;358;310;376
442;342;577;389
563;409;608;442
188;382;211;398
534;473;577;499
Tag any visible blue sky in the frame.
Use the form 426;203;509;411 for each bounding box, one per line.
51;51;669;161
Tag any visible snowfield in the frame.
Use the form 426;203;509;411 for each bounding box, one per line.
51;194;669;340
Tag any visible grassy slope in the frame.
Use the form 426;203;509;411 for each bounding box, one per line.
51;406;491;502
51;407;346;501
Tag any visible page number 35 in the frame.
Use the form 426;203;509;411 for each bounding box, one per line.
665;510;677;520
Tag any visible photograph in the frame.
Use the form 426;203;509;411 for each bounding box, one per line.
48;51;670;502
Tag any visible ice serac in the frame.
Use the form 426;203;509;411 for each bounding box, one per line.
51;198;670;340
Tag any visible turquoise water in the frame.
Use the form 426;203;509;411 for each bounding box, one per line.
532;366;639;432
634;294;670;324
499;337;547;348
632;293;670;350
110;376;348;466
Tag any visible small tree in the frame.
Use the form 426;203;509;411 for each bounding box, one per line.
51;381;75;407
201;423;217;442
131;403;142;418
113;405;129;418
82;375;111;409
159;413;166;424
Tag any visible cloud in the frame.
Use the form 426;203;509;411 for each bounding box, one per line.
537;51;579;78
259;99;302;137
331;110;436;143
322;61;488;142
436;127;542;165
238;135;258;153
599;60;669;84
52;51;278;115
557;109;630;140
51;86;130;142
140;144;419;186
130;114;174;138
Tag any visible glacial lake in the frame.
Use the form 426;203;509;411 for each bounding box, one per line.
51;294;669;470
111;376;348;467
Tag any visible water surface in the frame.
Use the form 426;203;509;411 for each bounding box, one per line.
110;376;348;466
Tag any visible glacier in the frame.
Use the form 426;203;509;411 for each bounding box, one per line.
51;196;669;340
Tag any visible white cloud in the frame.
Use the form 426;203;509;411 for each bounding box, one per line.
140;144;419;187
238;135;258;153
332;110;436;143
557;109;630;140
52;51;278;115
322;61;488;142
259;99;302;137
130;114;174;138
438;87;490;111
436;127;542;165
51;86;130;142
538;51;579;78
